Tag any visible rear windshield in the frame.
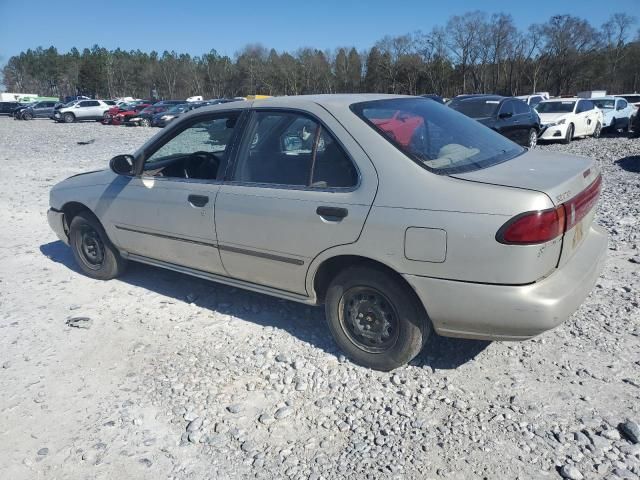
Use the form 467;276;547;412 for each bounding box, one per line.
351;98;524;175
449;98;500;118
537;101;575;113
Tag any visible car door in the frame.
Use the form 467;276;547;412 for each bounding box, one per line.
103;110;243;274
214;106;377;295
511;99;533;145
37;102;55;118
581;100;598;135
616;99;631;128
495;100;517;142
573;100;588;136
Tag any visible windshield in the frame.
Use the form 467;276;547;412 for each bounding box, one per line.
351;98;524;175
537;101;575;113
592;99;614;109
166;105;187;114
449;98;500;118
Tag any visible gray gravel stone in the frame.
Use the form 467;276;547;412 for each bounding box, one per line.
620;420;640;444
560;464;583;480
274;406;293;419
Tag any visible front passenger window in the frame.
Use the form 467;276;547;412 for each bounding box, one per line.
143;113;240;181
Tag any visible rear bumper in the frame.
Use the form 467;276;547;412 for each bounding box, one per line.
47;208;69;245
404;224;608;341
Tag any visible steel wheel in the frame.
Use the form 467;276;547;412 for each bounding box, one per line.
338;286;400;354
74;225;105;271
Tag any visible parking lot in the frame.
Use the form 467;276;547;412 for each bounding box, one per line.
0;117;639;479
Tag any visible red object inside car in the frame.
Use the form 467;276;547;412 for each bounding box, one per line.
370;111;424;147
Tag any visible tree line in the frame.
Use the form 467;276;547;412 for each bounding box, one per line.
2;12;639;100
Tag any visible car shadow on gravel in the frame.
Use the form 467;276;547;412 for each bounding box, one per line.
616;155;640;173
40;240;489;370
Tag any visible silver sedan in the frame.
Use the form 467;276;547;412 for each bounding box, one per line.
47;94;607;370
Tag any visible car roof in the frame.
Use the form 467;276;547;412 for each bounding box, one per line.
540;98;579;102
191;93;414;115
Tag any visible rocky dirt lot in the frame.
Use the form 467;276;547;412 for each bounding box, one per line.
0;117;638;480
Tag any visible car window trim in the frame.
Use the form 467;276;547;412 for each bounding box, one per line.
223;107;361;193
135;109;249;182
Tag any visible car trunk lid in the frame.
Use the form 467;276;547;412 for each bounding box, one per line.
450;149;602;267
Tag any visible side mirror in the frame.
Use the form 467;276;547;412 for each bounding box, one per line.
498;112;513;119
109;154;135;175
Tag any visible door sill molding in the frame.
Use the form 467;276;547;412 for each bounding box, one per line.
123;253;315;305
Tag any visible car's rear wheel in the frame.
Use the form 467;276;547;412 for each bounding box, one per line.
527;128;538;148
63;112;75;123
562;124;574;144
22;112;33;120
140;118;150;127
325;265;430;371
592;121;602;139
69;212;127;280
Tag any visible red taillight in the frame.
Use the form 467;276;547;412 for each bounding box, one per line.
564;175;601;230
496;175;601;245
497;206;566;244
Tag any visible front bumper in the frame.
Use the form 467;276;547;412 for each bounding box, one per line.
539;122;569;140
404;224;608;341
47;208;69;245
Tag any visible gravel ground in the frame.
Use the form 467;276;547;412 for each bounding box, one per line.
0;117;638;480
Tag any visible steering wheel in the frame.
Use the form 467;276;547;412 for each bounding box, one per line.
187;151;220;179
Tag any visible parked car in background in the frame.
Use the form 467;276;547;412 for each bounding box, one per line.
616;94;640;119
52;99;111;123
108;103;151;125
516;94;547;107
16;100;60;120
537;98;603;143
631;110;640;137
126;101;185;126
63;95;91;104
0;101;24;116
591;96;635;132
420;94;445;104
46;94;607;370
152;103;198;127
449;95;541;147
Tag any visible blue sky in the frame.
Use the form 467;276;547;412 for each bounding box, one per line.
0;0;638;64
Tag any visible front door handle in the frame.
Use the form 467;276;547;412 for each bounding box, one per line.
188;194;209;207
317;206;348;220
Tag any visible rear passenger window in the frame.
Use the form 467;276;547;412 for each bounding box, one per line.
499;101;514;116
79;101;90;107
232;111;357;188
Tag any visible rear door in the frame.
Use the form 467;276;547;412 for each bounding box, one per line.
214;106;377;295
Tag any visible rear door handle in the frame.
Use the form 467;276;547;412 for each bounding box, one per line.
188;194;209;207
316;206;348;220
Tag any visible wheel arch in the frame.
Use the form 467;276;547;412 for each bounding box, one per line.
60;201;97;229
311;254;424;313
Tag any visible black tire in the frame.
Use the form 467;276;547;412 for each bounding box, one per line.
22;112;33;120
324;265;430;371
140;118;150;127
562;124;573;144
69;212;127;280
63;112;75;123
527;128;538;148
592;121;602;139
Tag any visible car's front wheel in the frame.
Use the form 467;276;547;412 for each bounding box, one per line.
63;112;75;123
69;212;127;280
527;128;538;148
562;124;574;144
592;121;602;139
325;265;430;371
140;118;150;127
22;111;33;120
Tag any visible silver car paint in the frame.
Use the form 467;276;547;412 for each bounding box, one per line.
48;94;607;341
